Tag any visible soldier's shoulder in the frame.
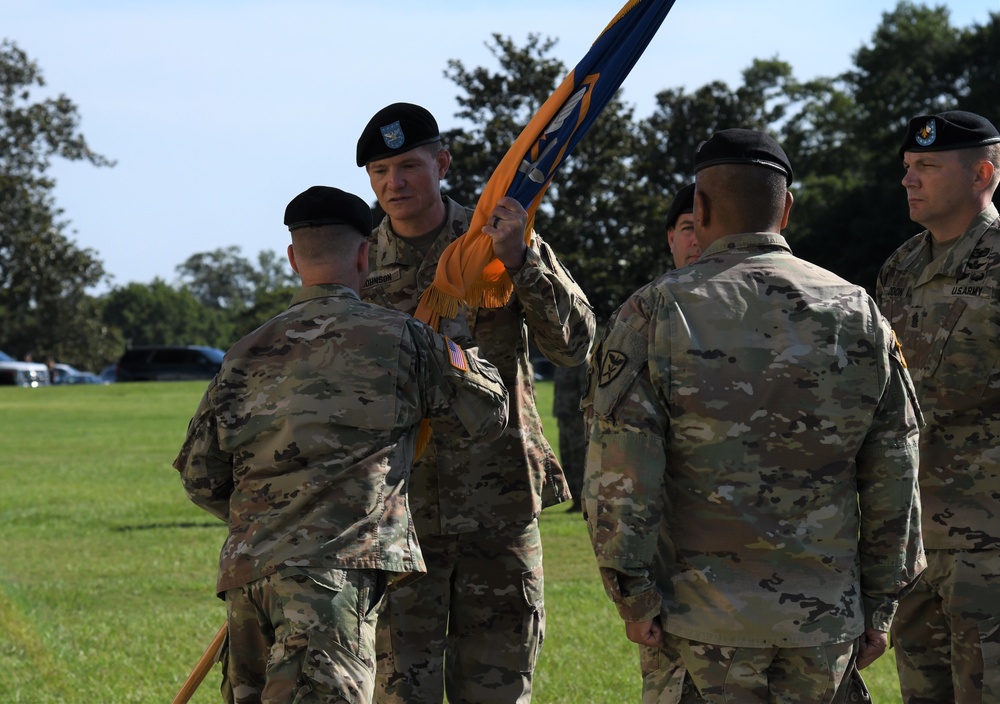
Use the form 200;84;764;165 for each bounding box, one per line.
886;231;927;262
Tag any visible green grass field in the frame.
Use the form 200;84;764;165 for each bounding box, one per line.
0;381;903;702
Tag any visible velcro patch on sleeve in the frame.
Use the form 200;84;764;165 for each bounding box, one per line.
445;337;468;372
598;350;628;387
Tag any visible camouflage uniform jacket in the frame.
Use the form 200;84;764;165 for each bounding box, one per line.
173;284;509;594
586;232;925;647
877;203;1000;550
361;196;596;534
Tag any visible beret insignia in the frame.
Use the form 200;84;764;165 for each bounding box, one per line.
380;121;405;150
915;119;937;147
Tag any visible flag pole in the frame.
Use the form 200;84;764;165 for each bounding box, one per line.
171;622;227;704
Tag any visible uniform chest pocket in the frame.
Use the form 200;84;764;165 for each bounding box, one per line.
925;298;1000;409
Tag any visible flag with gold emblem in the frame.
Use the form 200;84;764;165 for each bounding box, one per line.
415;0;678;328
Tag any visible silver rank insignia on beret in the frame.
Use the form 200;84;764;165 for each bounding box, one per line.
916;119;937;147
380;121;405;149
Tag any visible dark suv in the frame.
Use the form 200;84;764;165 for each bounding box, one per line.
116;345;225;382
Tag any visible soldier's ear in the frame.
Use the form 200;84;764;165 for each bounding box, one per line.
436;147;451;180
287;243;300;274
973;158;995;194
694;189;710;229
780;191;794;230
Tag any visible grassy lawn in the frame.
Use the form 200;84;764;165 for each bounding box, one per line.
0;381;902;702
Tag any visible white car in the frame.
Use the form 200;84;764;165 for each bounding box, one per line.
52;363;106;385
0;350;51;387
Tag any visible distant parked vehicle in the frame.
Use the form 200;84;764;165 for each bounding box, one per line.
99;365;117;383
531;356;555;381
116;345;225;382
0;350;50;387
51;363;105;385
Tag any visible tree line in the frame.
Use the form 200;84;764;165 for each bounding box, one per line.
1;2;997;372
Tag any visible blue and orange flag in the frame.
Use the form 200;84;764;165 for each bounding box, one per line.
415;0;678;328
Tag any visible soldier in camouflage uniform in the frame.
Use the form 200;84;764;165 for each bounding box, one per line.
878;110;1000;704
356;103;596;703
584;129;925;703
665;183;699;268
173;186;509;704
560;186;699;517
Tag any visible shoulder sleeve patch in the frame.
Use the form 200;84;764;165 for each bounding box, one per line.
592;325;648;422
599;350;629;387
445;337;468;372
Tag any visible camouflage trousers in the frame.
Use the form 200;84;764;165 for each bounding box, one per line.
374;519;544;704
891;548;1000;703
639;631;860;703
222;566;386;704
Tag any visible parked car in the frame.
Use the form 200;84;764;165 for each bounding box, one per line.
0;350;51;387
51;363;105;385
116;345;225;382
99;364;117;383
530;356;555;381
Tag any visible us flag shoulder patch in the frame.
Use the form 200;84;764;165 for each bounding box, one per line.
445;337;468;372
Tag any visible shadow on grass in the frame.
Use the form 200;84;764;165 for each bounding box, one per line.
112;521;221;532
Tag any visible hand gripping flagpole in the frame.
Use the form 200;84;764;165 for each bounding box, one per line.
411;0;677;457
414;0;678;331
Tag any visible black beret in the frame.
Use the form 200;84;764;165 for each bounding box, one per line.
665;183;695;231
284;186;372;235
899;110;1000;159
356;102;442;167
694;129;793;185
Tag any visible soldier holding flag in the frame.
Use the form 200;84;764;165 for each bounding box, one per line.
358;102;595;704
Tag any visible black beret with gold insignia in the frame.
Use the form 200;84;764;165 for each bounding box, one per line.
284;186;372;236
356;102;441;167
665;183;695;231
899;110;1000;159
694;129;793;185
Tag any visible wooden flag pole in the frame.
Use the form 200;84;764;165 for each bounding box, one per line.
171;622;227;704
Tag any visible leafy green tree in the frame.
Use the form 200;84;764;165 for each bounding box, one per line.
443;33;566;208
0;39;117;367
172;245;298;342
443;34;657;323
253;249;298;298
230;284;299;341
175;245;259;311
788;3;998;290
101;279;234;350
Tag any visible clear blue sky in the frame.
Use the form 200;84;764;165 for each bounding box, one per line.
2;0;995;292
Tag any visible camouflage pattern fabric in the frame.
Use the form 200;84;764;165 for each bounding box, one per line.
174;283;508;593
639;633;858;704
374;520;543;704
891;549;1000;703
584;233;924;696
552;363;588;498
173;283;508;702
225;567;384;704
877;204;1000;702
362;197;595;534
877;203;1000;551
361;197;594;702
